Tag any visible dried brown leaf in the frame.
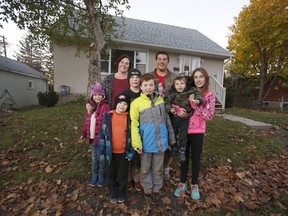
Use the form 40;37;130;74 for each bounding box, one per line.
1;160;10;166
161;196;171;204
45;165;54;173
246;202;258;209
55;204;63;216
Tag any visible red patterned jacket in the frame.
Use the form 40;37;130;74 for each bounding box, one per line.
81;99;110;145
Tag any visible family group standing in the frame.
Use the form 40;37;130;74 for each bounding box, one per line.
80;51;215;204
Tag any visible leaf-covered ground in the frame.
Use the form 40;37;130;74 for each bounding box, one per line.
1;105;287;215
1;149;287;215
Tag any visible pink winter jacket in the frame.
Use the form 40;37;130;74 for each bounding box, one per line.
188;90;215;134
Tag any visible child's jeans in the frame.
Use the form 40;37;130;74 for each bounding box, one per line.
90;141;106;177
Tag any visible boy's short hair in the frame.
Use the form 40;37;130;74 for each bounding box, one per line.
140;73;155;86
173;76;187;86
155;51;169;61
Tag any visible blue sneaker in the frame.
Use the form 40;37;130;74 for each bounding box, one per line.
90;175;98;187
191;184;200;200
174;182;187;197
97;175;105;187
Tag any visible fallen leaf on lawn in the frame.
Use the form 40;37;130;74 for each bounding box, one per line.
118;203;128;211
74;126;78;130
161;196;171;204
236;171;246;179
23;203;36;216
40;209;48;216
57;179;62;185
71;190;79;201
82;201;93;213
143;204;151;216
98;209;104;215
227;159;232;163
1;160;10;166
187;203;197;211
54;137;60;141
55;204;63;216
129;196;138;205
246;202;258;209
45;165;54;173
27;178;33;184
234;194;244;203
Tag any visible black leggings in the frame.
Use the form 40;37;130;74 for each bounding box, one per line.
180;133;204;185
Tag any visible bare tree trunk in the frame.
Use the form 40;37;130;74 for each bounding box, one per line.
84;0;105;92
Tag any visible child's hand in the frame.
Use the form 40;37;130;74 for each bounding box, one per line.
189;94;195;102
86;103;93;114
136;149;143;154
193;99;200;105
170;107;176;114
178;108;188;117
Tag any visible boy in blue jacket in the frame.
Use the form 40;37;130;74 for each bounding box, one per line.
130;74;176;202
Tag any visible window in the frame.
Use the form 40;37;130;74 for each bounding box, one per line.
28;80;34;90
101;49;110;73
101;49;147;73
179;56;201;74
262;101;270;107
135;52;147;73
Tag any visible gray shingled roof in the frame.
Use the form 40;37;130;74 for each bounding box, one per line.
0;56;48;80
115;17;231;58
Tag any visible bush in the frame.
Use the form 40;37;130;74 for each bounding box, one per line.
37;90;59;107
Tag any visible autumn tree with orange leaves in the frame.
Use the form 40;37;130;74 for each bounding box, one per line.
227;0;288;106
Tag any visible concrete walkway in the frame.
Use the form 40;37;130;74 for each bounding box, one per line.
217;114;275;129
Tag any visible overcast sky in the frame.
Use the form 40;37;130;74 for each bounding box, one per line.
1;0;250;59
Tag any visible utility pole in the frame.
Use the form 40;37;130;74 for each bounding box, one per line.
1;35;7;57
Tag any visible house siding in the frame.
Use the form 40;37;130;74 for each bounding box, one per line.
54;45;225;96
0;70;47;107
54;45;89;95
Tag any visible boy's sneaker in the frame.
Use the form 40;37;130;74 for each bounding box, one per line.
126;181;133;190
191;184;200;200
174;182;187;197
170;145;179;157
110;197;117;204
134;181;142;192
152;192;160;202
118;194;125;203
179;148;186;162
97;175;105;187
163;168;170;181
90;175;98;187
144;193;152;202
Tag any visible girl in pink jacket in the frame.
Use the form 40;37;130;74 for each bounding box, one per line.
174;67;215;200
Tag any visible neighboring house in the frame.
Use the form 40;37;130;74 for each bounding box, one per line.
253;77;288;110
54;17;232;109
0;56;48;110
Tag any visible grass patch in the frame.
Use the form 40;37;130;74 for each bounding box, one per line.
225;107;288;130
